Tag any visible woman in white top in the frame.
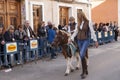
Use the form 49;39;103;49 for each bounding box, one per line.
69;11;98;79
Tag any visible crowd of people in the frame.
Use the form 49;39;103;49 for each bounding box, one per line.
0;20;58;70
58;21;119;41
93;21;119;41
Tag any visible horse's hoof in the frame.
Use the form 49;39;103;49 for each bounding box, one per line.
64;73;69;76
76;67;79;70
86;70;88;75
71;69;74;72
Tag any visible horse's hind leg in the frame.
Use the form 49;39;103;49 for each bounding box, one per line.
69;56;75;72
65;58;71;76
76;53;80;70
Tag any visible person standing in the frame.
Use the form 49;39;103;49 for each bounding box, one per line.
69;11;98;79
47;24;56;59
4;25;16;68
113;21;119;41
23;20;37;60
37;21;47;58
14;25;28;62
0;25;5;67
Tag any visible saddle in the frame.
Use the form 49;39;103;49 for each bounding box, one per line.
67;42;77;57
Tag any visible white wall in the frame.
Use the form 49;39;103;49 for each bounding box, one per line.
24;0;90;29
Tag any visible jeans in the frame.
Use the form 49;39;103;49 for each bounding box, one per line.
39;37;47;58
50;47;56;58
77;39;89;59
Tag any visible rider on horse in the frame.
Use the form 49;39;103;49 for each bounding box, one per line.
69;11;98;79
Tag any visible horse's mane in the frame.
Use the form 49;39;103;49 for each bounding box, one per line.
59;30;71;37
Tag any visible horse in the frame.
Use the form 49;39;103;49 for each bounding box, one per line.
52;30;83;76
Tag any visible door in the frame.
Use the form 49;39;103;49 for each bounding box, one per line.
0;0;6;30
33;5;42;34
0;0;21;30
59;7;69;26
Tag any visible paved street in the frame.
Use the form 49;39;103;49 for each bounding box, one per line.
0;39;120;80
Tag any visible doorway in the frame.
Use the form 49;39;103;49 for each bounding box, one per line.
59;6;69;26
0;0;21;30
33;5;42;34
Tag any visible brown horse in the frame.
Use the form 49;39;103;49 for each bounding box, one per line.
52;30;81;76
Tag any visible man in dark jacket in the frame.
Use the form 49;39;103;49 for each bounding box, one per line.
23;20;37;59
23;20;37;39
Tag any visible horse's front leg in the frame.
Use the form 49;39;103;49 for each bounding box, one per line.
69;56;75;72
76;53;81;70
65;57;71;76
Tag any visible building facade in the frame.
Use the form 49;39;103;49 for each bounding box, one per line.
0;0;91;33
24;0;92;33
91;0;119;26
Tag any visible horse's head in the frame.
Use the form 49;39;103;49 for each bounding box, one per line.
52;30;70;47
